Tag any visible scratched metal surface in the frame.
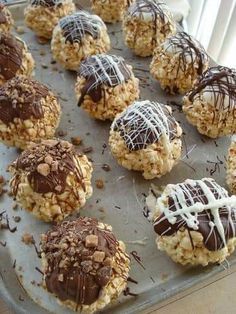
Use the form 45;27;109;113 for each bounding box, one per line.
0;2;235;314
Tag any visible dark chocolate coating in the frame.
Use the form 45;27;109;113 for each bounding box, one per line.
41;217;119;306
30;0;62;7
154;179;236;251
0;76;48;125
77;54;132;106
13;140;85;195
0;33;23;80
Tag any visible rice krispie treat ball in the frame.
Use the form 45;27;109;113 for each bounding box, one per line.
0;76;61;149
109;100;182;179
75;54;139;120
0;33;34;85
0;3;14;32
153;178;236;266
24;0;76;39
183;66;236;138
226;136;236;195
10;140;93;222
91;0;135;23
150;32;209;94
41;217;130;313
51;11;110;70
123;0;176;57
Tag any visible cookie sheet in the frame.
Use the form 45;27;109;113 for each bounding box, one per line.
0;1;235;314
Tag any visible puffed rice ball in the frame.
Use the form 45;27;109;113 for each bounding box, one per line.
227;136;236;195
0;3;14;32
91;0;135;23
152;177;236;266
183;66;236;138
150;31;209;94
123;0;176;57
75;54;140;120
0;33;34;85
51;11;110;70
109;100;182;179
0;76;61;149
41;217;130;313
10;139;93;222
24;0;76;39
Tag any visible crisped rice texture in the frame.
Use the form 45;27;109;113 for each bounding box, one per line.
0;92;61;150
155;229;236;266
0;5;14;33
0;39;34;85
24;0;76;39
183;94;236;138
75;75;139;120
10;154;93;222
51;25;110;70
123;16;176;57
91;0;134;23
41;224;130;313
150;45;209;94
226;139;236;194
109;125;182;179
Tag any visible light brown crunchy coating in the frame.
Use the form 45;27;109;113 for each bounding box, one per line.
41;217;130;313
227;137;236;195
0;76;60;149
0;3;14;33
91;0;135;23
150;32;209;94
75;75;139;121
123;0;176;57
10;140;93;222
51;12;111;71
24;0;76;39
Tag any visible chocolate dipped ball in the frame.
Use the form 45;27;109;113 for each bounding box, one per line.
41;217;130;312
123;0;176;57
24;0;76;39
227;135;236;195
152;178;236;266
150;32;209;94
0;76;61;149
0;3;14;32
109;100;182;179
91;0;135;23
51;11;110;70
10;140;93;222
75;54;140;120
183;66;236;138
0;33;34;85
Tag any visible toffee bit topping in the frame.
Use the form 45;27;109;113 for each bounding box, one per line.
59;11;106;44
77;54;132;105
12;139;85;194
0;33;23;80
111;100;179;151
0;76;49;125
41;217;119;305
0;4;8;24
154;178;236;251
163;32;209;75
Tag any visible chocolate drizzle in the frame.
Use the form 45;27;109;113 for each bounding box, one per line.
0;33;23;80
112;100;178;151
41;217;122;306
0;77;48;125
13;139;85;194
30;0;63;7
163;32;209;76
77;54;132;105
154;178;236;251
59;11;106;44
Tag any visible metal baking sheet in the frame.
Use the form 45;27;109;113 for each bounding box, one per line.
1;2;236;314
